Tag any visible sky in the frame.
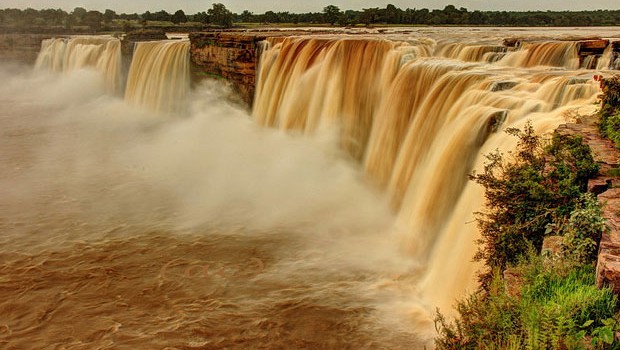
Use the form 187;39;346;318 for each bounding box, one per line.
1;0;619;14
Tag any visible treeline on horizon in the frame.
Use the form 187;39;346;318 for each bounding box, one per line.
1;3;620;31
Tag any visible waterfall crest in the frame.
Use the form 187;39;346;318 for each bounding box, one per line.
30;30;607;324
35;36;122;94
252;35;601;316
124;40;191;114
35;37;191;114
498;41;580;68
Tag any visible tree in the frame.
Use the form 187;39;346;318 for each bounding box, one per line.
360;7;380;25
262;11;279;23
192;11;208;23
208;3;233;28
323;5;341;25
384;4;402;24
470;122;598;286
239;10;253;22
83;10;103;31
72;7;87;24
141;11;153;21
103;9;116;24
152;10;171;22
172;9;187;24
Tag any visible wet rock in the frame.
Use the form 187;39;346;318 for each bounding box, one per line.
490;81;518;92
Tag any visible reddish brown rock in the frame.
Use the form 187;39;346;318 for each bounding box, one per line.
579;39;610;50
189;32;267;106
559;114;620;295
598;187;620;290
189;29;337;106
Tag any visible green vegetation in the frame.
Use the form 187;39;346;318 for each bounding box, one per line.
470;123;599;285
435;122;619;349
1;3;620;33
435;260;618;349
207;3;233;28
599;76;620;148
0;3;234;33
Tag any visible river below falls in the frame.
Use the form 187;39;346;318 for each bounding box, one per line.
0;66;427;349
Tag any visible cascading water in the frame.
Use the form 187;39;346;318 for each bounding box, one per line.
253;35;601;322
34;36;190;114
2;29;614;349
124;40;190;114
498;41;580;68
597;43;620;70
35;36;122;94
435;42;507;62
598;45;614;70
253;37;430;161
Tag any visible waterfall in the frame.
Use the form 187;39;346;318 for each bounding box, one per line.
597;44;620;70
35;36;122;94
364;59;458;188
124;40;190;114
253;35;601;316
253;37;431;161
597;45;613;70
30;29;605;326
435;42;507;63
35;37;191;114
498;41;580;68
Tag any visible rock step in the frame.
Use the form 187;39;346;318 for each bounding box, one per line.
558;115;620;294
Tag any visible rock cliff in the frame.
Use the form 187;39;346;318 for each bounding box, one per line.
189;32;267;105
556;114;620;295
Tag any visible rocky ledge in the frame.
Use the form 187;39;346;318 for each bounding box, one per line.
189;32;267;105
556;114;620;294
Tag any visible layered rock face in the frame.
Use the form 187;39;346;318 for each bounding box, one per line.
0;34;60;64
597;188;620;294
557;116;620;295
189;32;266;105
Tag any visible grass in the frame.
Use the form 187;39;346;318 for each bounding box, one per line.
435;123;618;349
436;257;619;349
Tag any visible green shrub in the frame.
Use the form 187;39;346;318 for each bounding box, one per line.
435;122;616;349
599;75;620;148
559;193;606;265
434;269;523;350
470;122;598;286
435;258;619;350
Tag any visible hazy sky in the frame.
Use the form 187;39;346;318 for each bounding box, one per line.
2;0;619;14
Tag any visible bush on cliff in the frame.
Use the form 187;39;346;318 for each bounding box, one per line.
435;258;618;350
435;122;618;349
470;122;598;286
599;75;620;148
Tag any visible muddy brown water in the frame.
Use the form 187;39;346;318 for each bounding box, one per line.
0;68;425;349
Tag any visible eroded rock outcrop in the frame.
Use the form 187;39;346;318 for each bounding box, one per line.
189;32;267;105
557;114;620;294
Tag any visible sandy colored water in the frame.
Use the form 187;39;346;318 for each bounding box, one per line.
0;65;425;349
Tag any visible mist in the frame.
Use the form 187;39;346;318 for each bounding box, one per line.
4;64;408;247
0;63;433;347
